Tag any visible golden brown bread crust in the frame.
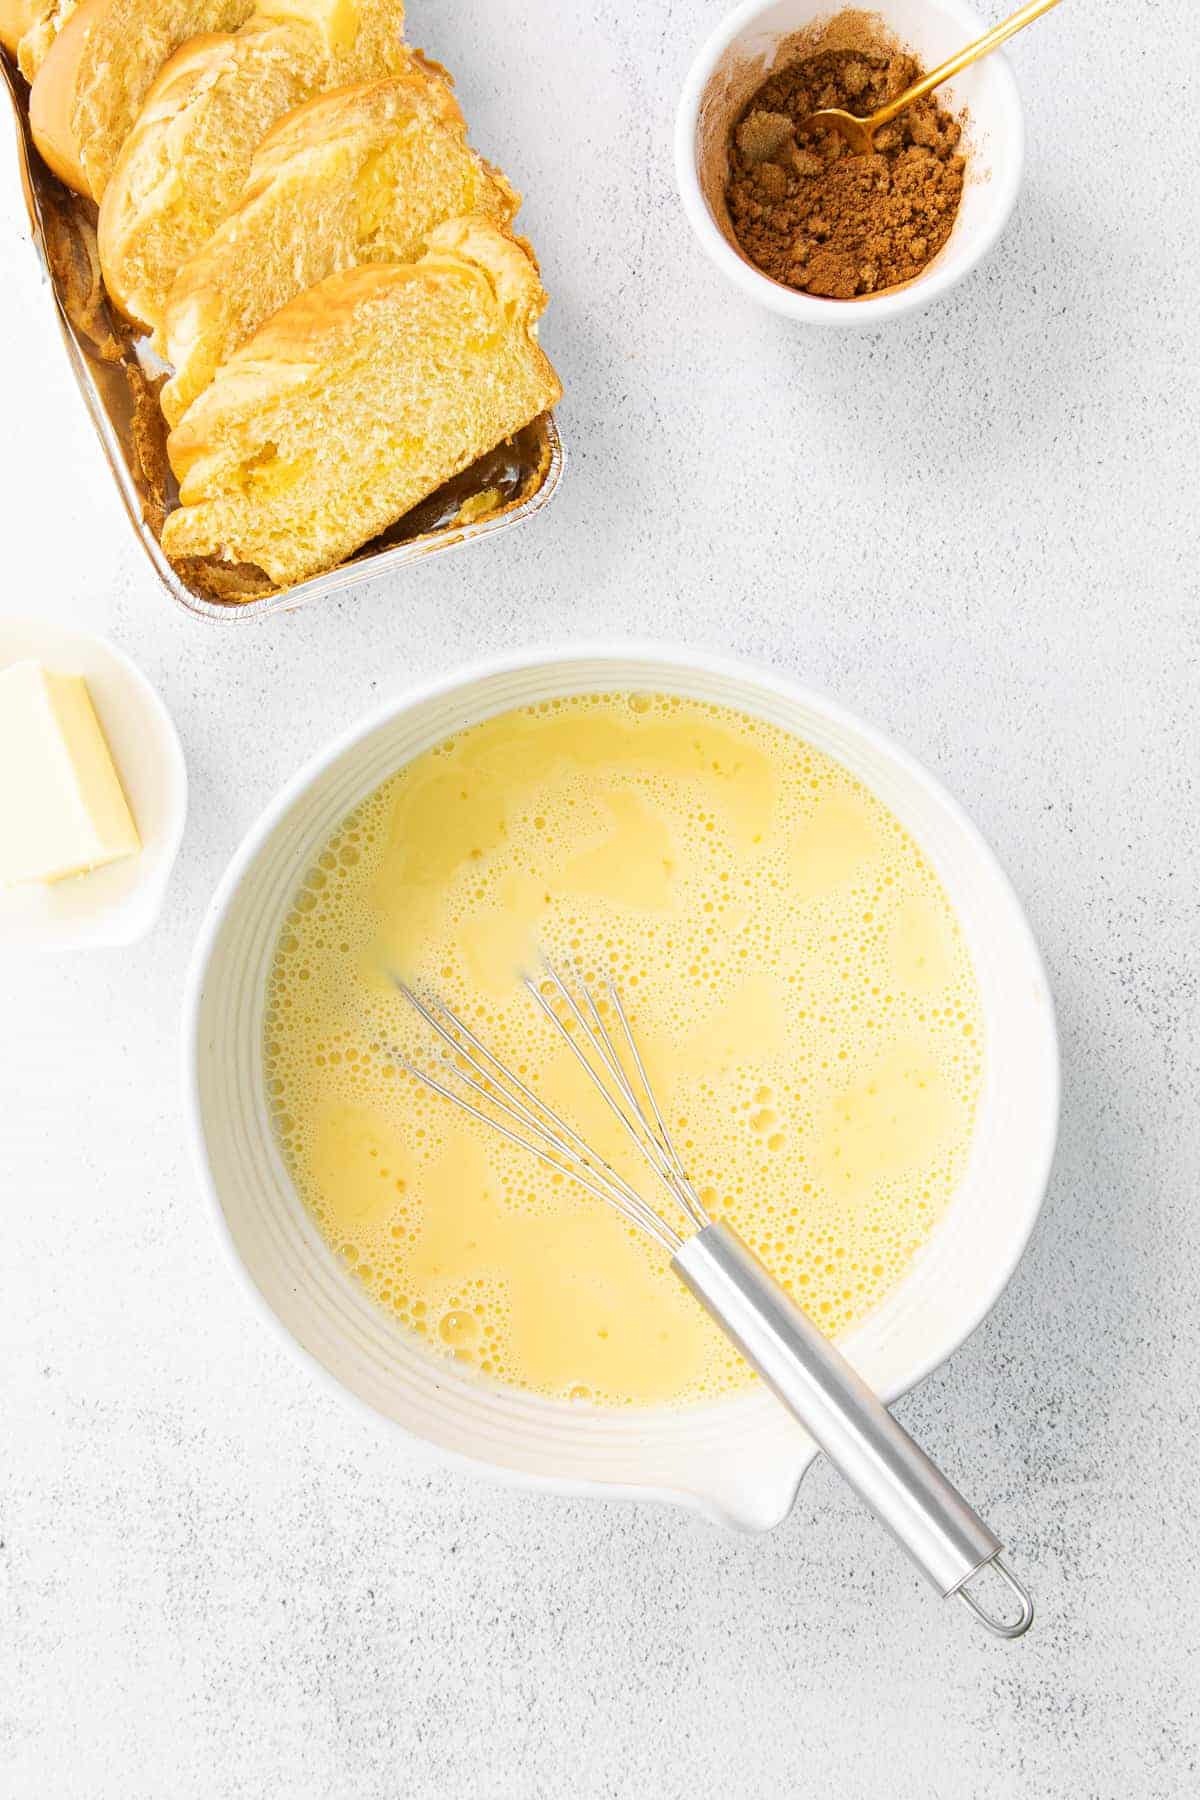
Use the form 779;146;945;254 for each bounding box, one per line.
162;217;561;585
0;0;33;58
29;0;255;196
245;55;464;177
159;62;520;423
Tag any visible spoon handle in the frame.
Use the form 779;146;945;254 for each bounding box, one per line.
870;0;1064;134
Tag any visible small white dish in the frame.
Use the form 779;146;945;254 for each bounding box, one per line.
0;619;187;950
675;0;1025;326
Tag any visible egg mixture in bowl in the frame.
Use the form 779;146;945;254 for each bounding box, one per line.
263;690;983;1409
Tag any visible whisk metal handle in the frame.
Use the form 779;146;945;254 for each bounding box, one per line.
673;1221;1033;1638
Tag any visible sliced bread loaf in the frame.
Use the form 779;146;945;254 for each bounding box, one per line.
160;65;519;425
97;0;408;334
161;216;562;589
29;0;255;197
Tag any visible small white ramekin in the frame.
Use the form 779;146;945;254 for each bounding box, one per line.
675;0;1025;325
0;618;187;950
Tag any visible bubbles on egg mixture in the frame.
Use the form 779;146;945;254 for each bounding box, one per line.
262;691;983;1408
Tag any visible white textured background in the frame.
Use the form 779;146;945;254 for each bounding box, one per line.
2;1;1198;1794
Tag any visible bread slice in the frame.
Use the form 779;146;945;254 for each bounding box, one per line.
161;217;562;589
2;0;82;81
29;0;255;197
159;67;519;426
97;0;408;335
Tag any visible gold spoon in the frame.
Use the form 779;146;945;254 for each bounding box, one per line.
802;0;1063;155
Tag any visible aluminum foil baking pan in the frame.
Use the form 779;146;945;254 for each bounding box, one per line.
2;53;564;622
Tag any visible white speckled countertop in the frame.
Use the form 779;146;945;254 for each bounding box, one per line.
2;2;1198;1794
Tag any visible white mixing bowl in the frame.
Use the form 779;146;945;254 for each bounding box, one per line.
184;646;1058;1531
675;0;1025;325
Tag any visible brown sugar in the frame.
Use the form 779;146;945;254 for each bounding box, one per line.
725;21;966;299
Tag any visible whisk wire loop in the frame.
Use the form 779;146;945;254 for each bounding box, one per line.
392;1049;664;1236
603;978;709;1227
401;982;611;1174
524;969;673;1189
393;978;682;1252
526;962;710;1234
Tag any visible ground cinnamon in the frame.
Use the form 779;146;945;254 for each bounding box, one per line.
725;23;965;299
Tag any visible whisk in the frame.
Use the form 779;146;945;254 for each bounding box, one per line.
395;960;1034;1639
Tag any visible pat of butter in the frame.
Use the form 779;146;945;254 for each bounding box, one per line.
0;660;141;885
